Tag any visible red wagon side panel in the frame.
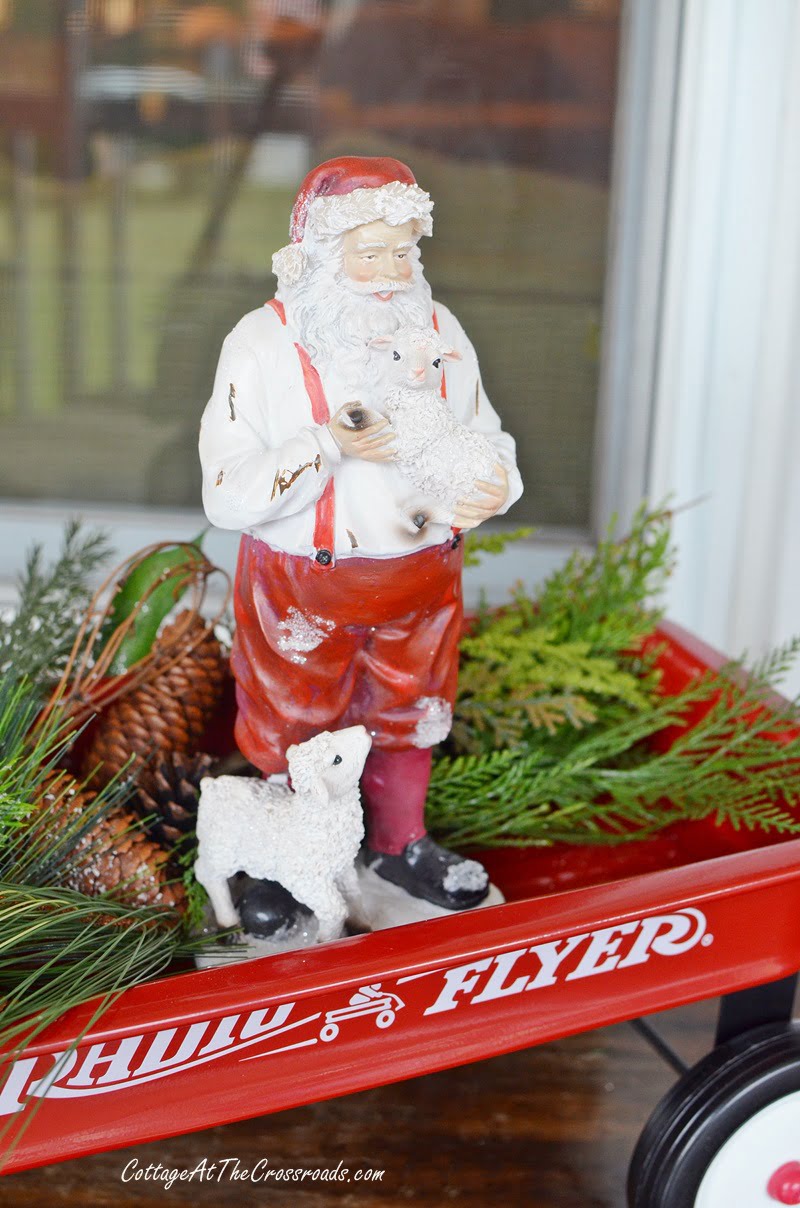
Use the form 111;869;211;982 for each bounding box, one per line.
4;838;800;1172
2;622;799;1172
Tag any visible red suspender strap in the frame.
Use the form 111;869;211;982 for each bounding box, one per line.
265;298;286;324
431;307;447;400
293;343;336;565
432;307;461;538
294;342;329;426
267;297;336;567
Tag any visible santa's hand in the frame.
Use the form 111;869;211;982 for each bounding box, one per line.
452;463;510;529
328;404;396;463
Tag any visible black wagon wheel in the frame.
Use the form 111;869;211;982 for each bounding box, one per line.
628;1022;800;1207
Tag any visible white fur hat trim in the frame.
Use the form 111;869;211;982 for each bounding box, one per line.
272;242;307;286
305;181;433;240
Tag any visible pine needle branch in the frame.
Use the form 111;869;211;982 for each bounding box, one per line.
0;885;193;1055
0;520;113;698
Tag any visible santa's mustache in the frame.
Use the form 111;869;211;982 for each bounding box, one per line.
342;277;414;296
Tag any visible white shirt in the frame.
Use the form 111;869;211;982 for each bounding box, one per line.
199;301;523;559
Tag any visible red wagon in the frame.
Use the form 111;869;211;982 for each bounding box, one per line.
3;621;800;1207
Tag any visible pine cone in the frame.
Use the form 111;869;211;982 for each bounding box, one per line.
81;613;227;795
37;771;185;911
66;808;185;910
137;751;215;848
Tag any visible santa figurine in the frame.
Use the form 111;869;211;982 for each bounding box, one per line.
199;156;523;930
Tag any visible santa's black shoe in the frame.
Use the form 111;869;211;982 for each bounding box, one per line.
361;836;490;911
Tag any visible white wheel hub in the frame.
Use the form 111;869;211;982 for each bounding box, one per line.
695;1089;800;1206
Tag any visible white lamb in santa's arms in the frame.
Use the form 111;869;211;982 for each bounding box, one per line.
367;326;499;529
194;725;371;944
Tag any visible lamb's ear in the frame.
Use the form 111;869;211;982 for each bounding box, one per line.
304;777;330;809
286;744;330;808
285;743;300;776
442;347;462;363
369;335;394;351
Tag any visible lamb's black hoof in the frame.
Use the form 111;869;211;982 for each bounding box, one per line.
234;879;312;939
362;836;489;911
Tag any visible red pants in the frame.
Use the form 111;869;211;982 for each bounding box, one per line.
231;535;464;776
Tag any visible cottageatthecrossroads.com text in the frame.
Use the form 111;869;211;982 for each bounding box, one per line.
120;1157;385;1190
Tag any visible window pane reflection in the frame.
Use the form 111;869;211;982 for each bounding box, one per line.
0;0;620;527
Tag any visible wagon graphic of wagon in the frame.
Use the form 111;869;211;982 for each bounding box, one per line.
319;984;405;1042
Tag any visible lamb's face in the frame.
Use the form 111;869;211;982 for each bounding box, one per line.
401;330;446;390
287;726;372;806
318;726;372;799
370;328;461;390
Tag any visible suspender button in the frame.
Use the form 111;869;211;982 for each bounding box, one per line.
315;548;333;566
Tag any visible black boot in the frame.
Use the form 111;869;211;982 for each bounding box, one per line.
362;835;489;911
233;878;312;939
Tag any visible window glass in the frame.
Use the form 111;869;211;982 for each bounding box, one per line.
0;0;620;527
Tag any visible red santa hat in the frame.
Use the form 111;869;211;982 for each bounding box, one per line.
272;156;433;287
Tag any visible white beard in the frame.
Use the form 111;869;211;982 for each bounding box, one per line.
279;241;434;399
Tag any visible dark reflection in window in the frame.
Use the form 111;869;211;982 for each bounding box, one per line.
0;0;619;527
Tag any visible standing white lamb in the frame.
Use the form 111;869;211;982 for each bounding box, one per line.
194;725;371;944
368;326;500;529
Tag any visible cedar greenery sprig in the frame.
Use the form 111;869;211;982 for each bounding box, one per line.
428;639;800;848
533;500;674;651
463;526;535;567
449;504;673;755
178;835;210;933
452;621;653;754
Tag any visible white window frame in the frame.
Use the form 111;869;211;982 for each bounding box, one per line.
594;0;685;533
0;1;683;610
643;0;800;693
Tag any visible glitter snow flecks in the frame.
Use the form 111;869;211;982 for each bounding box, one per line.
276;607;336;665
442;858;488;895
219;488;245;512
412;696;452;748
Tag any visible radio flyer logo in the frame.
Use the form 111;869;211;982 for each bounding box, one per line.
0;907;712;1116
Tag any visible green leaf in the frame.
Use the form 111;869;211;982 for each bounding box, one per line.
104;534;206;673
